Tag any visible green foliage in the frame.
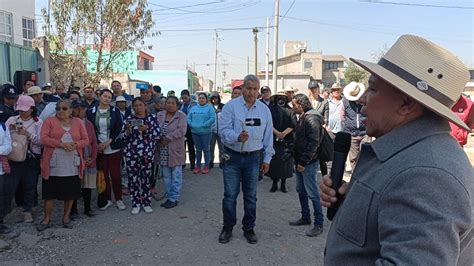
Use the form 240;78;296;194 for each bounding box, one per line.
42;0;153;87
344;62;368;83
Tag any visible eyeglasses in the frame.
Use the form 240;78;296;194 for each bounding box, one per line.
55;107;69;111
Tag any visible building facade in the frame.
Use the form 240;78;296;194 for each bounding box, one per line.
0;0;35;47
259;41;346;94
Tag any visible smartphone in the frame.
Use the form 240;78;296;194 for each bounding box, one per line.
130;119;144;127
245;118;261;127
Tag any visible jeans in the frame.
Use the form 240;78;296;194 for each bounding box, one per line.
222;150;260;231
162;166;183;203
192;133;212;168
295;161;324;227
9;158;40;213
102;151;123;201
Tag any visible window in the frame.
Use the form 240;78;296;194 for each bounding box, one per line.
324;62;339;70
0;11;13;43
304;61;312;70
22;18;35;47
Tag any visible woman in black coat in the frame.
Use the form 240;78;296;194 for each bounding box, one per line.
265;92;297;192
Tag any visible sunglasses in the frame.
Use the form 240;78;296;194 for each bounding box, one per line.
55;107;69;111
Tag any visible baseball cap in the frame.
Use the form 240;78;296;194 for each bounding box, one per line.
1;84;18;99
115;96;127;102
71;99;88;108
42;83;52;89
16;95;35;112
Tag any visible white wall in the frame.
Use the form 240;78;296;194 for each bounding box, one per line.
0;0;35;46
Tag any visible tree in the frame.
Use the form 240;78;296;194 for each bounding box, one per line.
344;62;368;83
41;0;153;87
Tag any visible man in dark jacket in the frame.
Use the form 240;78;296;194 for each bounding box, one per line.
0;84;18;122
290;93;324;237
342;81;371;172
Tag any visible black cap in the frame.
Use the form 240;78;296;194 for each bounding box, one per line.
1;84;19;98
153;85;161;93
71;99;87;108
308;80;319;89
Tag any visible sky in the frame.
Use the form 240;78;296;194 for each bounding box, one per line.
34;0;473;86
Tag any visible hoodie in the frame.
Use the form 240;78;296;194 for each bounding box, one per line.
187;103;216;135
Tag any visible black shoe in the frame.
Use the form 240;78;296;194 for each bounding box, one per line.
280;184;288;193
163;200;177;209
160;200;171;207
243;229;258;244
0;224;11;234
36;222;51;232
62;221;73;229
289;218;311;226
269;185;278;193
306;225;323;237
84;210;96;218
209;162;214;168
218;229;232;244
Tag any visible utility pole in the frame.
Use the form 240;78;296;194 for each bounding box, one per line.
222;59;227;90
247;56;250;74
265;17;270;86
272;0;280;94
252;28;259;76
213;31;219;91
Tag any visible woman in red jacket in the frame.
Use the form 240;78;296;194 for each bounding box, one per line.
37;99;89;231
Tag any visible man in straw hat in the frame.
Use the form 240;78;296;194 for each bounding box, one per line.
321;35;473;265
341;81;371;172
327;82;344;134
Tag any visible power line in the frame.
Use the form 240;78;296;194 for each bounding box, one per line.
359;0;474;10
148;1;222;13
148;26;273;34
280;0;296;22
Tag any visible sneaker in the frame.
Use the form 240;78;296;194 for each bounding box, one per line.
100;200;113;211
116;200;126;210
131;207;140;215
143;206;153;213
201;167;209;174
23;212;33;223
193;167;201;174
306;225;323;237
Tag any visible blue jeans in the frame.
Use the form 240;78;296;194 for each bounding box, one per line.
162;166;183;203
9;158;40;213
222;149;260;231
295;161;324;227
192;133;211;168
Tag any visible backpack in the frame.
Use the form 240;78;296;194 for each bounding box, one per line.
318;126;334;162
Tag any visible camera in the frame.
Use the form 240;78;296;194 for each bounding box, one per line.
130;119;143;127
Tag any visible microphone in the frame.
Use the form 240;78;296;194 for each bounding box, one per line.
326;132;351;221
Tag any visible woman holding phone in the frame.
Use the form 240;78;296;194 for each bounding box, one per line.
86;89;124;211
122;97;160;215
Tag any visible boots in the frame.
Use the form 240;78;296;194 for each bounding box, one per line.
269;180;278;192
280;179;288;193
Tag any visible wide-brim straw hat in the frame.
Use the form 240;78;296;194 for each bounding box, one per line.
283;86;298;93
351;34;470;131
271;91;287;99
343;81;366;101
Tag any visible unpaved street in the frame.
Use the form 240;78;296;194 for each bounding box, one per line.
0;167;329;265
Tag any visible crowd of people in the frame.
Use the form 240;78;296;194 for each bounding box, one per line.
0;34;473;264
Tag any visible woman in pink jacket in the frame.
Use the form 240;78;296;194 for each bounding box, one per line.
156;96;187;209
37;99;89;231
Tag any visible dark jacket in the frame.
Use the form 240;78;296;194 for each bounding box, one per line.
86;105;124;150
294;109;324;166
342;98;366;136
269;103;297;143
0;103;16;123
